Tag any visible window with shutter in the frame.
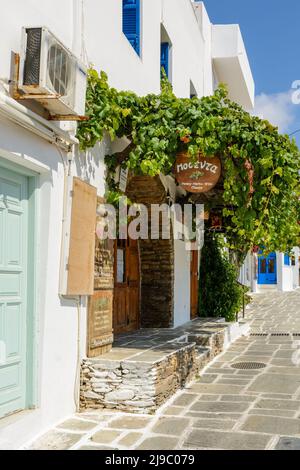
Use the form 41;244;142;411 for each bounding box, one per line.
160;42;169;78
122;0;141;56
284;253;290;266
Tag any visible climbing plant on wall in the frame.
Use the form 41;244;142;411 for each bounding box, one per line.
77;69;300;258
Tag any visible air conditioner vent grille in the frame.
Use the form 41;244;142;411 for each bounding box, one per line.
23;28;42;85
47;43;72;97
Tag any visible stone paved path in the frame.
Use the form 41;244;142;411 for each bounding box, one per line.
28;290;300;450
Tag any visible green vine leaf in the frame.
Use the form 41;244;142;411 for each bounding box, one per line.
77;69;300;256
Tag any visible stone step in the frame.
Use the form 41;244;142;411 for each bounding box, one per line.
80;320;249;414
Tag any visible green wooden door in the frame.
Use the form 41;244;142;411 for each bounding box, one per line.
0;166;28;419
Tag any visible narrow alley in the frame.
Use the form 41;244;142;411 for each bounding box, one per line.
28;291;300;451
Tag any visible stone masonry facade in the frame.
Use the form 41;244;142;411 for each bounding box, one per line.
81;343;197;414
127;175;175;328
80;319;245;414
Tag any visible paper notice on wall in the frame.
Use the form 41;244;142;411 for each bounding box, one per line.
117;248;125;283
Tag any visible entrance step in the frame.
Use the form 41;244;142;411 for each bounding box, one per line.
258;284;277;290
80;319;248;414
257;284;278;293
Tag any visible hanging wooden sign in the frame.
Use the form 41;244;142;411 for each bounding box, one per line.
175;152;221;193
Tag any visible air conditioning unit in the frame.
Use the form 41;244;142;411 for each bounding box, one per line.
19;27;87;117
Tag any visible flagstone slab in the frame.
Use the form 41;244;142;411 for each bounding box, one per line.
220;395;257;402
255;399;300;410
197;374;218;383
248;409;296;418
242;415;300;435
183;429;271;450
78;445;117;450
172;393;198;406
268;366;300;375
162;406;185;416
185;412;243;420
275;437;300;450
188;383;244;394
117;432;143;447
136;436;178;450
109;416;152;429
248;373;300;394
190;401;250;413
30;430;82;450
216;379;252;386
193;419;236;430
90;429;122;444
57;418;98;432
151;417;190;435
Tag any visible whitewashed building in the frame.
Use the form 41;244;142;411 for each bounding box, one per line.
240;248;300;293
0;0;254;448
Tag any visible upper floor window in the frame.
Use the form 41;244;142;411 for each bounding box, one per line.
160;25;172;83
122;0;141;56
160;42;170;78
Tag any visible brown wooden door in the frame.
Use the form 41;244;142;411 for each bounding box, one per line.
190;250;199;319
113;238;140;334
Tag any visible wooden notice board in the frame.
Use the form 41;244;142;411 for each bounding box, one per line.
87;197;115;356
88;290;113;357
66;177;97;296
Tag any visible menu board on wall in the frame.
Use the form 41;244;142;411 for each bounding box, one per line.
88;290;113;357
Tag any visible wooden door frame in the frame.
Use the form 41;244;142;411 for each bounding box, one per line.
113;238;141;335
258;251;277;285
190;250;199;319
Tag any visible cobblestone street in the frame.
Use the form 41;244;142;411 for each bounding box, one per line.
28;290;300;451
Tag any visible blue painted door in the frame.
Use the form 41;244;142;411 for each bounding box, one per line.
258;251;277;285
0;167;28;419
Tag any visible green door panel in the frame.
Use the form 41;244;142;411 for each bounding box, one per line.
0;166;28;419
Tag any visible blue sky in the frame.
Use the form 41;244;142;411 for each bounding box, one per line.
203;0;300;143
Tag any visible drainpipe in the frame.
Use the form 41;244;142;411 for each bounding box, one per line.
57;142;83;412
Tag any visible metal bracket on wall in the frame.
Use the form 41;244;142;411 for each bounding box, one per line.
48;114;89;122
9;52;89;122
10;53;59;102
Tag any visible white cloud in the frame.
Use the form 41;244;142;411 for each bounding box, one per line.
252;90;296;134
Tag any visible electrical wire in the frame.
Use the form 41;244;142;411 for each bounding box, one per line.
81;0;90;66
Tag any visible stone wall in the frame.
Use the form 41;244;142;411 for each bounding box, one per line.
127;175;175;328
139;238;174;328
80;319;248;414
80;343;197;414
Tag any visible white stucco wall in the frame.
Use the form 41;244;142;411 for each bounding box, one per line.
277;252;294;292
84;0;206;98
0;118;108;449
174;240;191;327
239;252;252;289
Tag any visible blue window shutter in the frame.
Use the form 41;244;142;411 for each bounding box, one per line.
161;42;169;78
284;253;290;266
122;0;140;56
